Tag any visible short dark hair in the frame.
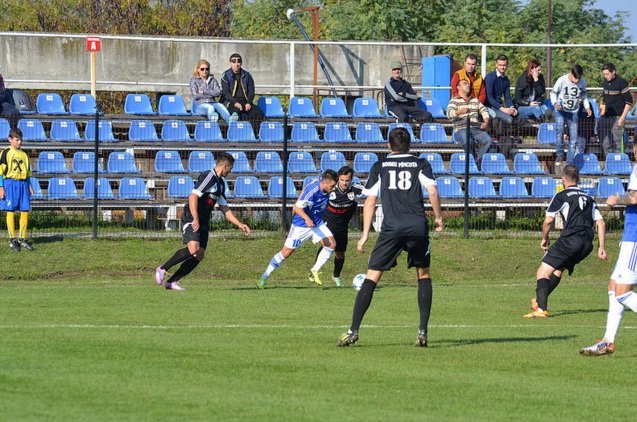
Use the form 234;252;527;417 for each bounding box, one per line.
570;64;584;79
496;54;508;62
388;127;411;153
337;166;354;177
9;128;23;140
562;164;580;184
602;63;616;73
321;169;338;182
465;53;478;62
229;53;242;61
216;152;235;166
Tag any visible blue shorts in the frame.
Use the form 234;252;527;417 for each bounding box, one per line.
1;179;31;211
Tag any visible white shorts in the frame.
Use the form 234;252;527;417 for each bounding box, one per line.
611;241;637;285
284;222;333;250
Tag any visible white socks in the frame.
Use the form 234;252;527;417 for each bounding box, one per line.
264;252;285;277
603;291;624;343
311;247;334;272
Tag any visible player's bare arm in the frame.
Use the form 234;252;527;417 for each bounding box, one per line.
188;193;200;232
219;204;251;235
293;204;314;228
357;195;377;252
607;190;637;207
426;185;444;232
596;218;607;260
541;216;554;250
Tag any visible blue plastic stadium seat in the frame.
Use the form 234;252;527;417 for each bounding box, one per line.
124;94;156;115
254;151;283;173
355;122;384;143
129;120;159;141
257;96;285;118
0;118;9;139
268;176;297;198
513;152;545;175
118;177;152;200
537;123;558;144
579;179;598;197
259;121;284;142
158;95;190;116
352;97;381;118
30;177;45;199
531;177;557;198
420;123;450;143
18;119;47;141
47;177;79;199
106;151;140;174
323;122;352;143
418;98;445;119
387;122;416;142
194;121;224;142
288;151;317;173
288;97;317;118
72;151;103;173
161;120;190;141
353;152;378;174
223;179;234;199
320;97;350;118
499;176;529;198
50;119;81;142
604;153;632;175
36;93;68;115
83;177;115;200
419;152;449;175
167;175;194;199
227;151;251;173
481;153;512;174
227;121;257;142
597;177;625;198
154;150;185;173
469;176;498;198
234;175;265;198
320;151;347;172
188;151;214;173
85;120;116;142
574;153;602;175
291;122;320;142
436;176;464;198
37;151;69;174
450;152;481;174
69;94;97;115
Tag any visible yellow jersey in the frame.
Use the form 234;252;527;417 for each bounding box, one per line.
0;147;31;180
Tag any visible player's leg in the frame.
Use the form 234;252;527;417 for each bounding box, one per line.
523;262;556;318
308;224;335;286
156;222;198;285
165;236;207;291
6;211;19;251
258;225;310;288
16;181;33;250
405;236;432;346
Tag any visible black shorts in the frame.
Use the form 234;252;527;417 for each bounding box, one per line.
367;232;430;271
182;222;210;250
331;229;349;252
542;234;593;275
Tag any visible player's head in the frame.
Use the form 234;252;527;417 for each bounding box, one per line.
602;63;616;82
562;164;580;185
319;169;338;193
8;128;23;148
215;152;235;177
388;127;411;153
337;166;354;190
569;64;584;83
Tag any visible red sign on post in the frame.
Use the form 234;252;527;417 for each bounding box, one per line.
86;36;101;52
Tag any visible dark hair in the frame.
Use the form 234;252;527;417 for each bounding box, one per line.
602;63;616;72
321;169;338;182
9;128;22;140
525;59;541;83
562;164;580;184
465;53;478;62
229;53;242;61
496;54;508;62
388;127;411;153
216;152;235;166
337;166;354;177
570;64;584;79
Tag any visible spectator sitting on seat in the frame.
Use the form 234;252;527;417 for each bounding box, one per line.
0;73;19;129
484;54;520;130
384;60;433;124
514;59;550;123
451;53;486;104
599;62;633;157
220;53;264;123
190;59;234;123
447;79;493;167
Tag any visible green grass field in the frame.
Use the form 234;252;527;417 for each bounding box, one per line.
1;234;636;420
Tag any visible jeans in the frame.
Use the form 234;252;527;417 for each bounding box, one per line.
193;102;231;122
554;109;581;163
517;104;548;122
488;107;516;124
598;116;624;156
455;127;493;165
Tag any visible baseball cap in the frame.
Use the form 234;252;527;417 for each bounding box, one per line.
390;60;402;70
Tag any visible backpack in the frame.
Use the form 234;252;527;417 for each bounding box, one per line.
11;89;34;112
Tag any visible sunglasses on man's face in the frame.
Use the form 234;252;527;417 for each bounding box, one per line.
231;59;242;64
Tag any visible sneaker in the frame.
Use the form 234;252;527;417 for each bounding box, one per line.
9;239;20;252
337;330;359;347
308;270;323;286
210;112;219;122
155;266;166;286
18;238;34;251
530;297;538;312
257;275;268;290
580;340;615;356
415;330;428;347
165;281;185;291
522;309;549;318
332;276;343;287
230;112;239;122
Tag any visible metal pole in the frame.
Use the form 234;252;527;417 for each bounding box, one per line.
92;106;100;239
281;114;290;236
546;0;553;85
463;113;471;238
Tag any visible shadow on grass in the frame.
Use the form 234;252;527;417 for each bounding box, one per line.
549;308;607;317
434;334;577;348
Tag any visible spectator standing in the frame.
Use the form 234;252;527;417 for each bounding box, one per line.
0;73;19;130
599;63;633;157
451;53;487;104
385;60;433;124
190;59;234;123
514;59;550;122
484;54;520;126
221;53;264;123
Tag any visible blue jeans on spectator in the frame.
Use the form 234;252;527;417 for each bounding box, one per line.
554;109;581;163
488;107;516;124
193;102;231;122
455;127;493;166
517;104;548;122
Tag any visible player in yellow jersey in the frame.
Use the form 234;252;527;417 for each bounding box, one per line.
0;129;35;251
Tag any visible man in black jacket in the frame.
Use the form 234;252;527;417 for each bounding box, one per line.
599;63;633;157
384;61;432;124
220;53;264;123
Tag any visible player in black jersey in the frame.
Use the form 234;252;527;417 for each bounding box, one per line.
523;164;606;318
316;166;364;287
338;127;444;347
154;153;251;291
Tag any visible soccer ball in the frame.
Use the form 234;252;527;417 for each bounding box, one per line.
352;274;366;291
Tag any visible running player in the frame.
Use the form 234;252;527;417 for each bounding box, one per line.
317;166;364;287
523;164;607;318
155;153;251;291
337;127;444;347
257;169;338;289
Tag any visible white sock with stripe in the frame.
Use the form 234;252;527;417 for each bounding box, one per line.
617;290;637;312
603;291;624;343
264;252;285;277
